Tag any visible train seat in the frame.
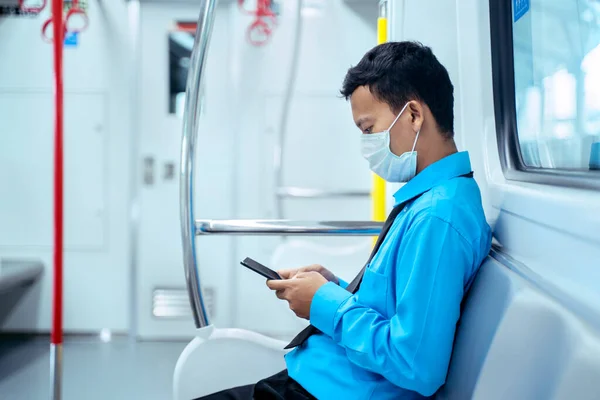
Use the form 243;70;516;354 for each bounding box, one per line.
174;253;600;400
0;259;43;295
0;259;43;314
438;255;522;399
439;253;600;399
0;259;43;332
173;326;288;400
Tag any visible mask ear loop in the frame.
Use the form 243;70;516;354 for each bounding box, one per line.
388;102;410;132
411;129;420;153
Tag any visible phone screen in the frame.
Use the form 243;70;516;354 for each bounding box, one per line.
240;257;282;280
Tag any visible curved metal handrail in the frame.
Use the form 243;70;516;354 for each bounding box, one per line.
180;0;218;329
276;187;371;199
180;0;382;329
196;220;383;236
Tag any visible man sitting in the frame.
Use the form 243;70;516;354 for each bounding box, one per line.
198;41;492;400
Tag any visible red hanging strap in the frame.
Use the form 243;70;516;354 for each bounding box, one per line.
238;0;277;46
42;0;89;43
19;0;47;14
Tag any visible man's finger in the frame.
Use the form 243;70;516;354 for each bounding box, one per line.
296;271;319;279
275;289;286;300
266;279;291;290
305;264;322;272
278;269;297;279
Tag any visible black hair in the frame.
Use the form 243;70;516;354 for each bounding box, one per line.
341;41;455;138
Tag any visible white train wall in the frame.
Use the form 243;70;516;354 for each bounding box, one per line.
1;0;598;344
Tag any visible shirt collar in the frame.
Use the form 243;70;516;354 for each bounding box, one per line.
393;151;472;205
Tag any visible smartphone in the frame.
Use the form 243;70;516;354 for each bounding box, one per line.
240;257;282;280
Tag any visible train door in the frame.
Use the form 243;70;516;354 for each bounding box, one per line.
135;2;236;339
135;0;382;340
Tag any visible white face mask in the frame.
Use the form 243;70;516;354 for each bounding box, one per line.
360;102;420;182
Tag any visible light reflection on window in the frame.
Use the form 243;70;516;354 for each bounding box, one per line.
513;0;600;170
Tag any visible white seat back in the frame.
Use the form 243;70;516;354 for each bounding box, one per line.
439;256;600;400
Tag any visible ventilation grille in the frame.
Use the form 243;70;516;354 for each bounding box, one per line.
152;287;214;319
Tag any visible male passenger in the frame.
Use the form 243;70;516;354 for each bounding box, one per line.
199;41;492;400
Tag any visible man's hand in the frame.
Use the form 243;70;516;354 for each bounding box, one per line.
278;264;339;285
266;272;328;319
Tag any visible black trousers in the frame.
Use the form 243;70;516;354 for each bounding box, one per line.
195;370;316;400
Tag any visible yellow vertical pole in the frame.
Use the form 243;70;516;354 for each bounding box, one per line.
373;2;388;242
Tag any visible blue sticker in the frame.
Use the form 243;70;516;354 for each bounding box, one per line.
514;0;530;22
64;32;78;47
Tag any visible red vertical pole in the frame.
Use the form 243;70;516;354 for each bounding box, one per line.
50;0;64;399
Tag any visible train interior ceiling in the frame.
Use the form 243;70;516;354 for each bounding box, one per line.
1;0;599;399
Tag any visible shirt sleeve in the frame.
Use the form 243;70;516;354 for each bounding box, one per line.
309;215;472;396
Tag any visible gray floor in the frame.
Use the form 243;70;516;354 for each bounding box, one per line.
0;336;187;400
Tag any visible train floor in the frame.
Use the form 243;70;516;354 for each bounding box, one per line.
0;335;187;400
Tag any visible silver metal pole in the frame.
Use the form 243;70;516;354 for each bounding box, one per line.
126;0;142;342
180;0;218;329
379;0;388;19
50;343;63;400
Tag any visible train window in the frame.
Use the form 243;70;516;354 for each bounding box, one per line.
513;0;600;170
491;0;600;186
169;22;205;118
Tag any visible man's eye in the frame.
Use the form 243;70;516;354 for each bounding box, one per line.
363;127;373;134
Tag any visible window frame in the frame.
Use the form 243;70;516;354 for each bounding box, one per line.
489;0;600;190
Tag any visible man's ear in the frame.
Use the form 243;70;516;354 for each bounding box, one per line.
408;101;424;132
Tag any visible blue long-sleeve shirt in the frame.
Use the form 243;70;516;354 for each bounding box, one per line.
285;151;492;399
